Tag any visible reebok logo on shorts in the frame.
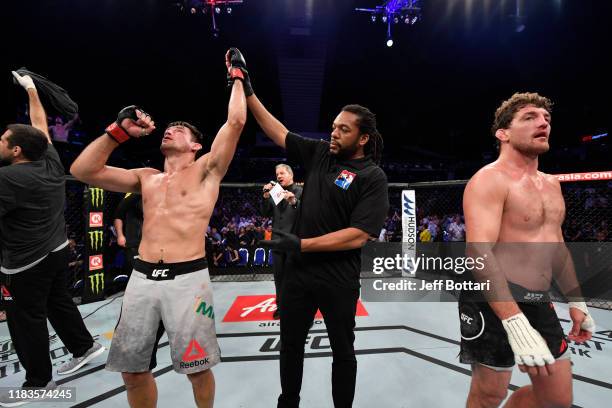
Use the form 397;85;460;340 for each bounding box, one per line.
180;339;209;368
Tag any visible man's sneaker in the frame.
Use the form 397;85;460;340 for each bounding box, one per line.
57;342;106;375
0;380;56;407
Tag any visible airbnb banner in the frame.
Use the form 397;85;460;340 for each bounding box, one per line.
222;295;369;322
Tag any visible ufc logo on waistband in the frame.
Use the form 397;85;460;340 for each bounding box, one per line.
151;269;169;278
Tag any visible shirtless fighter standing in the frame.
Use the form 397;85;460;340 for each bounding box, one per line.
460;92;596;408
70;49;247;408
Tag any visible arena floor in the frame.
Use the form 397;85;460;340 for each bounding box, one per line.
1;280;611;408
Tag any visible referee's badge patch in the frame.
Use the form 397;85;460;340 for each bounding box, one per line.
335;170;357;190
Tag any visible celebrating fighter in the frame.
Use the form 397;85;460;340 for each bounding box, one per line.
70;49;247;408
460;93;596;408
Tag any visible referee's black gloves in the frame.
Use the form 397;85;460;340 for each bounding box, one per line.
259;229;301;252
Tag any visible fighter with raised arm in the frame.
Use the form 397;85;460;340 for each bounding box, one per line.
70;49;247;408
460;92;596;408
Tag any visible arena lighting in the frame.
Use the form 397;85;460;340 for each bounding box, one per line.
510;0;526;32
174;0;244;37
355;0;422;46
581;132;608;143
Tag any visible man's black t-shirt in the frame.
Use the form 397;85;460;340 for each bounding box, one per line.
113;193;143;248
0;144;67;272
285;132;389;288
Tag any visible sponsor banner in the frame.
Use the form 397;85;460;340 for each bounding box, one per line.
88;255;103;271
89;187;104;209
88;230;104;252
222;295;368;322
89;212;103;228
555;171;612;182
88;271;105;295
85;186;105;303
401;190;417;276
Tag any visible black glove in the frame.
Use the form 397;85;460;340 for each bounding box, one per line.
259;229;301;252
226;47;254;96
105;105;148;144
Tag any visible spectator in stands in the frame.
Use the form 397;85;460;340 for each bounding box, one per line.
447;214;466;241
264;224;272;240
428;215;440;240
49;114;79;143
211;241;224;267
419;224;432;242
224;243;239;266
210;226;222;243
238;227;249;246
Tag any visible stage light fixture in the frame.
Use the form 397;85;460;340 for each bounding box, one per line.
355;1;422;46
174;1;244;37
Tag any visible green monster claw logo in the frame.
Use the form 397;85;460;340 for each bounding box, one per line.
88;230;104;251
89;187;104;208
89;272;105;295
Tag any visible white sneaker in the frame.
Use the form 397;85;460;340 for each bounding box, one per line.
56;342;106;375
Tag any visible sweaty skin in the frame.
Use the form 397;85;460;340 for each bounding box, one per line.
468;164;566;290
138;160;220;263
71;81;246;265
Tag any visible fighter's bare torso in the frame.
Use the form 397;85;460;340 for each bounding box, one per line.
136;162;219;263
481;162;566;289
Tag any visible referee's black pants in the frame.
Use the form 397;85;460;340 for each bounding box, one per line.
2;247;94;386
277;274;359;408
272;250;286;311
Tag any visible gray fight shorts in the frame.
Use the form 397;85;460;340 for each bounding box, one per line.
106;257;220;374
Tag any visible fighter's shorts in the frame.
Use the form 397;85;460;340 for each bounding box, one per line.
458;283;569;371
106;257;220;374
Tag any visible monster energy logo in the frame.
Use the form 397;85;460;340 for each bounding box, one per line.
89;187;104;208
88;230;104;251
89;272;104;295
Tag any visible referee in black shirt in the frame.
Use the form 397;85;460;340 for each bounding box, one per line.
0;72;102;400
240;55;389;408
